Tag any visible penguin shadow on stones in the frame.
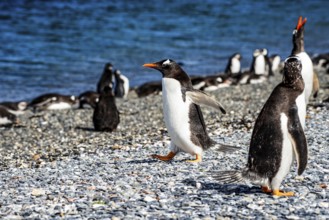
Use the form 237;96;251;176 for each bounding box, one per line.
182;178;267;195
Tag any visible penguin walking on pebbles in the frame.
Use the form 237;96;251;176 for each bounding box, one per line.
212;56;307;196
97;62;114;94
93;86;120;132
291;16;319;104
0;106;18;126
143;59;236;162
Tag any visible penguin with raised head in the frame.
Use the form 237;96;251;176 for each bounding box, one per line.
93;86;120;132
78;91;100;109
212;56;307;196
97;62;114;93
143;59;236;162
29;93;79;111
0;106;18;126
114;70;129;99
291;16;319;104
0;101;28;115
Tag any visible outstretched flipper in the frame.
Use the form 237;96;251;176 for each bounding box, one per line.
185;89;226;114
288;108;308;175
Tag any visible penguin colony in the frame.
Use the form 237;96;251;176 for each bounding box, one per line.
1;17;328;197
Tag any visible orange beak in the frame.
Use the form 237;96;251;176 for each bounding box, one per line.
296;16;307;30
143;63;158;68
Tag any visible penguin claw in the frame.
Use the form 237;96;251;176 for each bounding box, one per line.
151;152;176;161
272;189;294;197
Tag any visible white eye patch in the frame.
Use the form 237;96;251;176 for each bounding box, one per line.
163;59;171;65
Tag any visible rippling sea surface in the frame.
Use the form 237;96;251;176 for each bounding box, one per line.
0;0;328;101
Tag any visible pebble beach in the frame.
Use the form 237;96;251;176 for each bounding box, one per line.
0;69;328;219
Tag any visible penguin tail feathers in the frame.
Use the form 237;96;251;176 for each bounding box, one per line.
212;171;244;184
214;143;240;153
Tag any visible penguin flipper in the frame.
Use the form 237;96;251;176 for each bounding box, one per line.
185;90;226;114
212;171;244;184
312;71;320;98
288;109;308;175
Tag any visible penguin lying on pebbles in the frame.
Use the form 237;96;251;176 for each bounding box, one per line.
0;106;18;126
29;93;79;111
93;86;120;132
212;56;308;196
78;91;100;109
0;101;28;115
143;59;237;163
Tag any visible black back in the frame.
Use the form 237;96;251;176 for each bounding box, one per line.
247;56;307;178
78;91;100;109
93;86;120;132
97;63;114;93
0;106;17;124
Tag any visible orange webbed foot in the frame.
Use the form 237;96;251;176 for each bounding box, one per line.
186;154;202;163
261;186;272;193
272;189;294;197
151;151;176;161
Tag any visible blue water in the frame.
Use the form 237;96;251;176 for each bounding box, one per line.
1;0;328;101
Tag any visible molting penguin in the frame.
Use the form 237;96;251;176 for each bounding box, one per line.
143;59;236;162
114;70;129;99
291;16;319;104
97;62;114;93
78;91;100;109
212;56;307;196
29;93;79;111
0;106;18;126
93;86;120;132
0;101;28;115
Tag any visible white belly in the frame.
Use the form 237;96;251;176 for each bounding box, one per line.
162;78;202;155
47;102;72;110
0;117;13;125
296;93;306;129
296;52;314;104
254;56;266;75
231;58;241;74
271;113;294;190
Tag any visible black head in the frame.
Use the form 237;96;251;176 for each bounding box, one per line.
104;63;113;71
282;56;304;91
143;59;191;86
292;16;306;54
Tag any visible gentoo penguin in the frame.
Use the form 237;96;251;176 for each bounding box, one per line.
143;59;235;162
93;86;120;132
269;54;282;73
114;70;129;99
97;62;114;93
224;53;242;77
312;53;329;73
262;48;274;76
0;101;28;115
135;81;162;97
78;91;100;109
29;93;79;111
0;106;18;126
213;56;307;196
291;16;319;104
